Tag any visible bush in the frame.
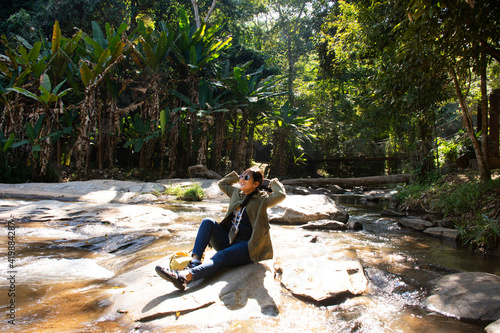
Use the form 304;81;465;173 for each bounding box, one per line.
457;214;500;254
163;182;205;201
394;171;500;254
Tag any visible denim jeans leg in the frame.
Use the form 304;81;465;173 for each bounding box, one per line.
189;240;251;281
191;218;230;258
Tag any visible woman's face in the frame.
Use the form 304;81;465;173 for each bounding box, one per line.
239;171;260;195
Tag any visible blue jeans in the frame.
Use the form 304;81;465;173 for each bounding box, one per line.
190;218;251;281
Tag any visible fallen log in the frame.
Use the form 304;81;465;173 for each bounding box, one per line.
282;174;412;187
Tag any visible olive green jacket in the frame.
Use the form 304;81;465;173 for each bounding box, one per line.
218;171;286;262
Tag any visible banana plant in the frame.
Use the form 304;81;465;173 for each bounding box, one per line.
7;74;71;175
0;35;49;139
47;21;84;95
270;101;315;177
161;11;232;172
128;21;175;171
217;63;286;169
76;21;128;175
79;21;128;88
8;74;71;107
166;9;232;76
0;132;15;152
122;114;160;169
11;114;47;170
0;131;15;176
171;78;229;166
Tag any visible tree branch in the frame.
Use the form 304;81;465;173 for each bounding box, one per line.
480;38;500;63
191;0;201;29
204;0;217;24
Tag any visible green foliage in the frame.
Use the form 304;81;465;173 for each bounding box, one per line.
162;182;205;201
457;214;500;254
11;114;46;160
395;174;500;253
436;137;460;166
123;114;159;153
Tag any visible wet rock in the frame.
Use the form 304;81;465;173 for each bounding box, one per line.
380;209;406;217
486;319;500;333
398;217;434;231
436;216;455;229
423;227;459;240
104;258;280;327
425;272;500;322
299;220;347;231
276;254;369;305
0;199;177;229
0;179;168;203
328;185;345;194
420;213;438;222
347;220;363;231
0;178;226;203
269;194;349;224
290;186;311;195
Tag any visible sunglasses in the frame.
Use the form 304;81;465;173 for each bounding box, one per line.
239;174;251;181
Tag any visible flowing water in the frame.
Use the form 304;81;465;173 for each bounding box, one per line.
1;193;499;332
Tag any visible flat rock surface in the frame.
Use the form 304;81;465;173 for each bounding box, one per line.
0;178;225;203
425;272;500;322
269;194;349;224
423;227;459;240
104;255;280;328
277;255;368;304
0;199;178;228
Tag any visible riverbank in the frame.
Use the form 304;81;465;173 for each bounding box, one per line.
393;169;500;254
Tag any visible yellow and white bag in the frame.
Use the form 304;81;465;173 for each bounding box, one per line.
169;251;192;270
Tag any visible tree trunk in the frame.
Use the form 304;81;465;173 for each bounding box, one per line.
489;89;500;157
282;174;412;187
234;111;248;171
480;54;489;167
212;112;225;172
270;127;287;177
451;67;490;182
246;120;255;166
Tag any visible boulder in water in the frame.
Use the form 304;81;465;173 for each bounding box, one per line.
269;194;349;224
425;272;500;322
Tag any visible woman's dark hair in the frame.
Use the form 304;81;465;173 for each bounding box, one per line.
240;168;264;207
244;167;264;188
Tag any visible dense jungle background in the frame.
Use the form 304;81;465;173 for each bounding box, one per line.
0;0;499;184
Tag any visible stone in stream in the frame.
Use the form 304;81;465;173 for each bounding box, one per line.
269;194;349;224
423;227;459;240
425;272;500;322
398;217;434;231
299;220;348;231
486;319;500;333
275;254;369;305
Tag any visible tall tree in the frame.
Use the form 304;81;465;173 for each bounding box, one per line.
406;0;500;182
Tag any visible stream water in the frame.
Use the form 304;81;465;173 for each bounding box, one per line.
1;193;499;332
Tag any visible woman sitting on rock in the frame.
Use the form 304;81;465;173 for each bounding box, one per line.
155;167;286;290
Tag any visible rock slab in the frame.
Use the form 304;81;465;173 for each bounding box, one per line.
269;194;349;224
425;272;500;322
398;217;434;231
276;254;369;305
104;257;280;328
423;227;459;240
